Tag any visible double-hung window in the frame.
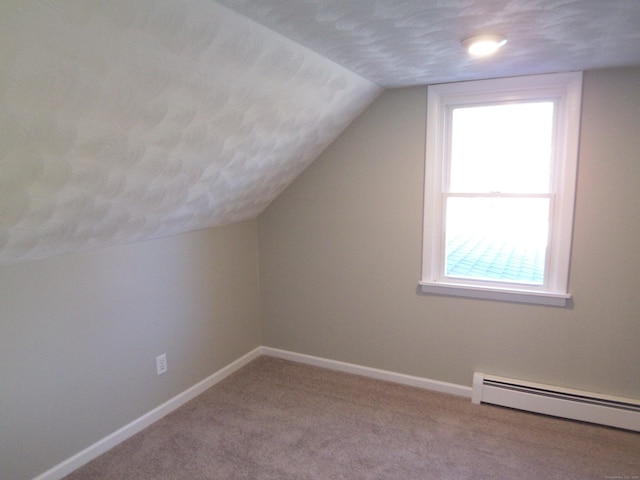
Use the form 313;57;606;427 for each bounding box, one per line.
420;72;582;306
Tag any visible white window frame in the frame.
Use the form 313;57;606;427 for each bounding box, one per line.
419;72;583;307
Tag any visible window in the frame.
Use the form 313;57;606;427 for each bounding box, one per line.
420;72;582;306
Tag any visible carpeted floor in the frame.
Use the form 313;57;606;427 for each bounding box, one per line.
64;356;640;479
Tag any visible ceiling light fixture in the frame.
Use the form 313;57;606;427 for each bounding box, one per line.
462;34;507;57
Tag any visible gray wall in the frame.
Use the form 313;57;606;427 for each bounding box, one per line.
258;67;640;400
0;221;261;480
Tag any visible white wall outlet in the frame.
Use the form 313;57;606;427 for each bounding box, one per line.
156;353;167;375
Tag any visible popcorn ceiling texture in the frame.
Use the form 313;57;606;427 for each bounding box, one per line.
2;0;640;265
0;0;381;265
218;0;640;87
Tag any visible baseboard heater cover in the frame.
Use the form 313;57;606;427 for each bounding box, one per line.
472;372;640;432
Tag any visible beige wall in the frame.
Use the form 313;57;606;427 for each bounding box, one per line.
0;221;261;480
3;67;639;480
258;67;640;400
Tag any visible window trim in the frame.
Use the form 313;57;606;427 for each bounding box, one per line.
419;72;583;306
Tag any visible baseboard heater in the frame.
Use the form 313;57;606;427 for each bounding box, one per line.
472;372;640;432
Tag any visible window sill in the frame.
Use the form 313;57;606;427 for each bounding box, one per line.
418;281;571;307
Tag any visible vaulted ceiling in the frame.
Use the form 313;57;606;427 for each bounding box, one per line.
1;0;639;265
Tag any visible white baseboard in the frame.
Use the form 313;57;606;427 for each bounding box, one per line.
259;347;472;398
34;346;469;480
33;347;263;480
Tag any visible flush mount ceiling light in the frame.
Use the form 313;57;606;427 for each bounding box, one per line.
462;34;507;57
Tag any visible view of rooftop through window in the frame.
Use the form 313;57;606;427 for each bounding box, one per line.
444;102;555;285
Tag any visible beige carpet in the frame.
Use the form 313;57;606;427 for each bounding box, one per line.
64;356;640;479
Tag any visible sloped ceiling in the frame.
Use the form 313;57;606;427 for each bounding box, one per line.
0;0;381;265
2;1;640;265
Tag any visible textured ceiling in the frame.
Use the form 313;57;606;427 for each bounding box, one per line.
2;1;640;265
0;1;381;265
218;0;640;87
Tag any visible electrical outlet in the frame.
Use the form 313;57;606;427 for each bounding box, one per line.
156;353;167;375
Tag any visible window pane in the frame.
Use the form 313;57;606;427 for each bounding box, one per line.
444;197;549;284
449;102;554;194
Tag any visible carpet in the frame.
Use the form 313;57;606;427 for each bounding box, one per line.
64;356;640;479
